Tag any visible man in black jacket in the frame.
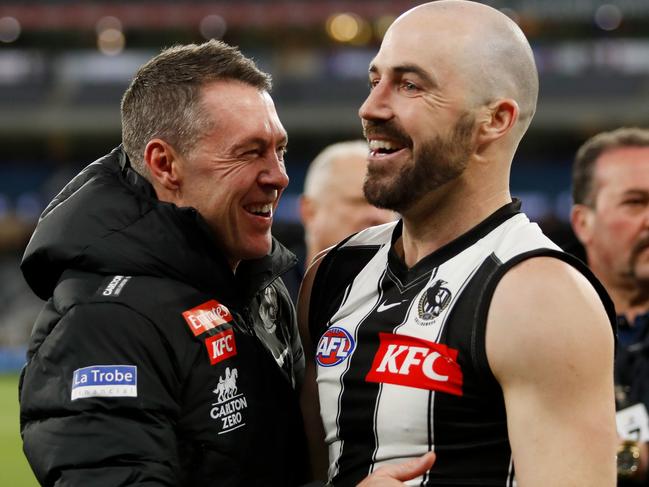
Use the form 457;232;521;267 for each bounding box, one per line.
571;127;649;484
19;40;307;486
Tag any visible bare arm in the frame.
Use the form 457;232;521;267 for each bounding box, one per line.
297;252;329;481
486;257;617;486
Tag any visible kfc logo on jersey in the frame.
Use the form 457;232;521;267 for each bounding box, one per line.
366;332;463;396
316;327;355;367
205;329;237;365
183;299;233;337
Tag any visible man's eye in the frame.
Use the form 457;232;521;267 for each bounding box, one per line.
623;199;646;206
368;79;380;90
402;81;418;91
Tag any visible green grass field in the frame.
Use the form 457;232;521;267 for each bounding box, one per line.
0;374;38;486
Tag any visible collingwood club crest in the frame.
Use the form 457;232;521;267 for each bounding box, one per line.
416;279;452;325
259;285;278;334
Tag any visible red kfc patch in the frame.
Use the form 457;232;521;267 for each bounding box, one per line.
205;329;237;365
182;299;233;337
366;332;463;396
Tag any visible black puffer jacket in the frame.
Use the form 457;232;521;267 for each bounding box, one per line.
19;146;308;486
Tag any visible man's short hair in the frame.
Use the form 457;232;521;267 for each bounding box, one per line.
572;127;649;206
121;40;272;176
303;140;369;199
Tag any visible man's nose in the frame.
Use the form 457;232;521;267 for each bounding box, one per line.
260;154;289;190
359;80;393;123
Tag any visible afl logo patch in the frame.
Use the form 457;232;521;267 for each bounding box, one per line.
316;327;355;367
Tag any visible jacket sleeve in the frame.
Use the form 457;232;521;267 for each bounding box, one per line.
20;300;182;486
276;279;305;389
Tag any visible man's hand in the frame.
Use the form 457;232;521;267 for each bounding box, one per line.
356;452;436;486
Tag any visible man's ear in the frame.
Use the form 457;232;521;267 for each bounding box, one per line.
299;195;316;228
570;204;595;246
143;139;182;192
475;98;519;145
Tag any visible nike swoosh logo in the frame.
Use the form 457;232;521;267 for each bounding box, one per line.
377;300;404;313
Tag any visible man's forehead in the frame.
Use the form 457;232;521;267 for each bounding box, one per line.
204;84;286;138
595;147;649;190
597;147;649;172
371;26;459;79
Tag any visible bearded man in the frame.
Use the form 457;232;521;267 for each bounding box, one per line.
571;127;649;485
298;1;618;486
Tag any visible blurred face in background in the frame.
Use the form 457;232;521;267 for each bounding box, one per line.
300;152;395;263
573;146;649;287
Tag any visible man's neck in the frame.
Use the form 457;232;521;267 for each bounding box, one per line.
397;185;511;268
597;275;649;322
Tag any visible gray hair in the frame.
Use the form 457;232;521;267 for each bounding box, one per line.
303;140;369;198
121;40;271;177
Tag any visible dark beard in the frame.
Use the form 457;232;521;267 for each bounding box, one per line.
363;112;475;213
629;233;649;281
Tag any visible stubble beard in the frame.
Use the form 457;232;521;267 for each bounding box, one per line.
363;112;476;214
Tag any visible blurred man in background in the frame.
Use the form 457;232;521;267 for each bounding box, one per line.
571;127;649;485
299;1;617;485
19;40;307;486
277;140;395;303
300;140;395;266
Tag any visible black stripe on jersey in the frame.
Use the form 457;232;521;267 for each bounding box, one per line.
309;244;382;342
425;254;511;485
421;390;434;487
332;267;388;480
332;267;429;486
416;262;487;487
472;248;617;383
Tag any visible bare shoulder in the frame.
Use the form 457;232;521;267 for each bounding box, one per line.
297;248;331;350
486;256;614;384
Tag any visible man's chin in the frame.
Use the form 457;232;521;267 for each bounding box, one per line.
245;239;274;261
364;178;402;211
630;253;649;283
225;239;273;266
634;266;649;284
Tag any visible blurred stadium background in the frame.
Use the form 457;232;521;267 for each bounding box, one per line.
0;0;648;483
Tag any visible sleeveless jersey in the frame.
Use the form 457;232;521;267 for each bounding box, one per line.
309;201;615;487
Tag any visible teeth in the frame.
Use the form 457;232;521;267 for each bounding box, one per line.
247;203;273;216
369;140;402;151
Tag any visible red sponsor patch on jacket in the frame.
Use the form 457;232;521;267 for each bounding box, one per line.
365;332;463;396
205;329;237;365
182;299;233;337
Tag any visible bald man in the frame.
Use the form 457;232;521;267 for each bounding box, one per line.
300;140;395;267
298;2;617;486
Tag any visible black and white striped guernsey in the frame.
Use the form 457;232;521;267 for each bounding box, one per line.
309;200;615;487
